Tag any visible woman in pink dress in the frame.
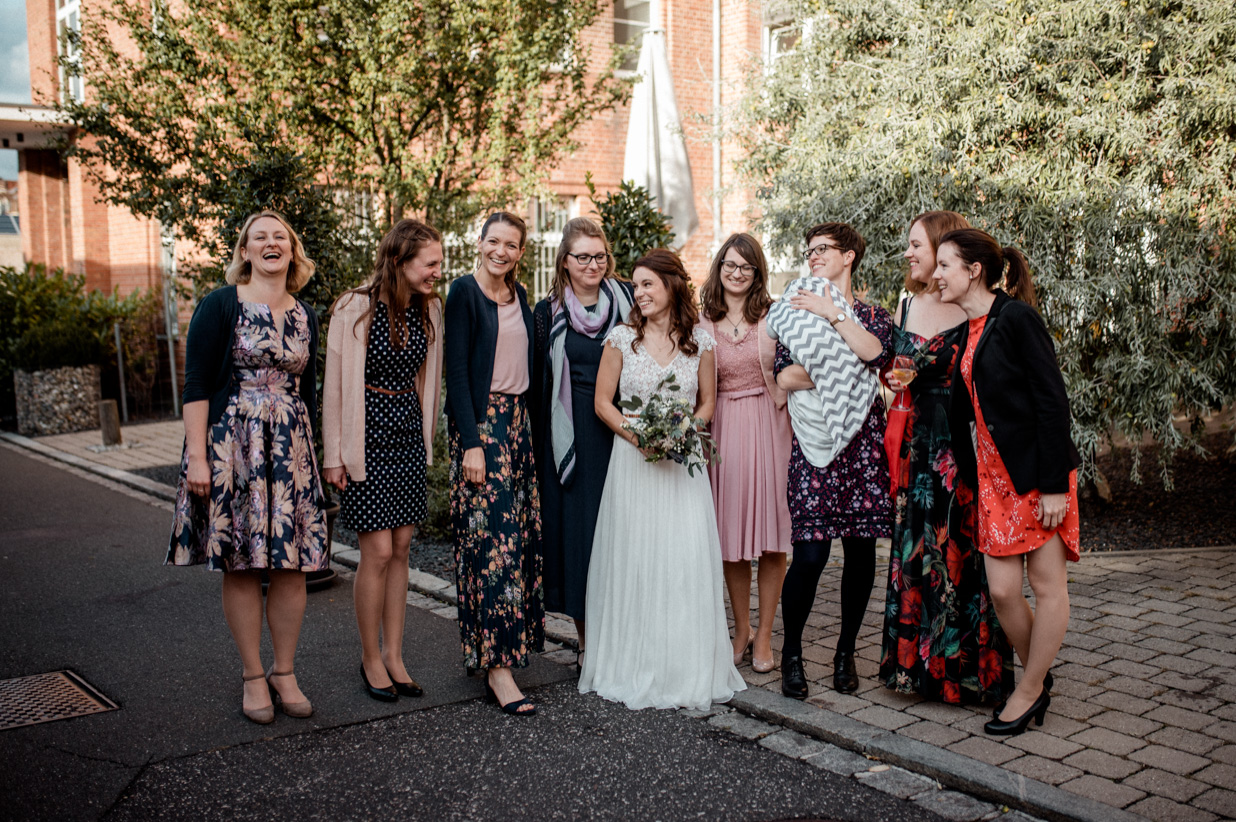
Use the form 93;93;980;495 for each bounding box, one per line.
698;234;793;673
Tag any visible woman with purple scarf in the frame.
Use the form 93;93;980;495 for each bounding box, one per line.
531;218;634;670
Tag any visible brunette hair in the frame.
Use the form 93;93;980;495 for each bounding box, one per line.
939;228;1038;307
337;219;442;349
628;248;699;357
904;210;970;295
551;217;618;306
804;221;866;275
699;233;773;324
224;210;315;292
479;211;527;301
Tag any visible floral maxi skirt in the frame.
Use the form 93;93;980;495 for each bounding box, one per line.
449;393;544;669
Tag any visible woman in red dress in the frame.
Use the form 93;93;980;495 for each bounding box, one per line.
933;228;1081;737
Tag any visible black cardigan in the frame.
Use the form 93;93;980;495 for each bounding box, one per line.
181;285;320;427
443;275;535;451
949;290;1080;496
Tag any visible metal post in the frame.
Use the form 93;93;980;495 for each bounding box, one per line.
161;227;181;416
113;322;129;423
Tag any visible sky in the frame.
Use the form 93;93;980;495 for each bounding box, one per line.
0;0;31;179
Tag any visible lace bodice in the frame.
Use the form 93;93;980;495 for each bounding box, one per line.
605;324;715;407
715;325;764;392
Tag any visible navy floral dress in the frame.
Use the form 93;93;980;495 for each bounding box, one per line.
167;301;329;572
877;307;1014;704
774;299;894;541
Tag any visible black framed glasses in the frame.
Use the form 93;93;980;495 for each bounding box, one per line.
567;252;610;266
720;260;757;277
804;243;840;260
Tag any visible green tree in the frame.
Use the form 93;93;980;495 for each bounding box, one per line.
61;0;631;235
585;173;676;279
738;0;1236;485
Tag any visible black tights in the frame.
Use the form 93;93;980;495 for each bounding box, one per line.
779;538;877;659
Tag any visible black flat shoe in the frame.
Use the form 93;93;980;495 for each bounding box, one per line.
361;664;397;702
992;670;1053;718
833;652;859;694
386;667;423;698
985;690;1050;736
781;655;808;700
484;680;537;716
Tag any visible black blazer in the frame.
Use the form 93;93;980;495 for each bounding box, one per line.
949;290;1080;496
182;285;320;427
443;275;535;451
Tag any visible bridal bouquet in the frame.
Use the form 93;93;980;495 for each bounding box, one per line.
618;374;719;477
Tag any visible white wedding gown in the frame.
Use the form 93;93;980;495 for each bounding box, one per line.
579;324;746;710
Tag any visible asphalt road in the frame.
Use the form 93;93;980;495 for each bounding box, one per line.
0;443;949;822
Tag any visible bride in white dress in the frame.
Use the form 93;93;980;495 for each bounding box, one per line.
580;249;746;710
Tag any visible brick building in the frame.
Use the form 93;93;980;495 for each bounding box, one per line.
6;0;797;297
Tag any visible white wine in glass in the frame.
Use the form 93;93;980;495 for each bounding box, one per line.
888;355;917;386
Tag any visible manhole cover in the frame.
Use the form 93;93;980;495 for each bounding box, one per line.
0;670;119;731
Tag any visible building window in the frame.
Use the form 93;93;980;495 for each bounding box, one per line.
763;22;801;65
57;0;83;103
613;0;651;72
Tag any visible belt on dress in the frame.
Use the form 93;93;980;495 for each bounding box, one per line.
365;384;417;396
717;387;767;400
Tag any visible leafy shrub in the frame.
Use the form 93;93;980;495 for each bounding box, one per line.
11;319;107;372
585;172;676;279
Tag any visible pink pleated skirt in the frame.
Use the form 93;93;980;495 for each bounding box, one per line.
708;387;793;562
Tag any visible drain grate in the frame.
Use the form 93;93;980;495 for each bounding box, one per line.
0;670;119;731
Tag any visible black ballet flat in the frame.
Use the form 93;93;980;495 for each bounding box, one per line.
360;664;398;703
985;690;1050;736
484;680;537;716
386;667;423;698
992;670;1053;718
833;653;859;694
781;655;808;700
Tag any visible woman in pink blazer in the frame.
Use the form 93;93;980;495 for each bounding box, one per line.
698;233;793;673
322;219;444;702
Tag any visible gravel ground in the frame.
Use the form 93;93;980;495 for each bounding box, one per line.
131;429;1236;561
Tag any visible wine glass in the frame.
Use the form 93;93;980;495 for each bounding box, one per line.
888;355;917;408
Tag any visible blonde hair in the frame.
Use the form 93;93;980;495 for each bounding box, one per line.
224;210;316;293
551;217;618;305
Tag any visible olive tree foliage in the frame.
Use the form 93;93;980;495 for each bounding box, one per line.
60;0;630;236
737;0;1236;485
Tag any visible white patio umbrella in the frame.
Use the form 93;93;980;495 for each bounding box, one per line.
622;29;699;250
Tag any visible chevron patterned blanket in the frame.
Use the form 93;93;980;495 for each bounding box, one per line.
766;276;879;468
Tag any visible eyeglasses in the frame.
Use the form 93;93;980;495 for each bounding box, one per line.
567;252;610;266
720;261;757;277
804;243;841;260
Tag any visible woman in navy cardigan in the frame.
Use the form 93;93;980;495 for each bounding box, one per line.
935;228;1081;737
443;211;544;716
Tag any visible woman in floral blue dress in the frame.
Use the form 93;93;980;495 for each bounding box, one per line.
879;212;1013;705
167;211;328;725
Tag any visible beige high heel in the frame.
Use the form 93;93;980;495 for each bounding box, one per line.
732;632;755;666
267;669;313;718
242;673;274;725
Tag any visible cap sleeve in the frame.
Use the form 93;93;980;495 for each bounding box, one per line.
605;323;634;351
694;326;716;352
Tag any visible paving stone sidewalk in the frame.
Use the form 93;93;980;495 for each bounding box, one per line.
10;420;1236;821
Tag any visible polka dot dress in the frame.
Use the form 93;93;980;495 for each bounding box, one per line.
340;300;429;532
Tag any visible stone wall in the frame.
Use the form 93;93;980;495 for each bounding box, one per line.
14;365;101;436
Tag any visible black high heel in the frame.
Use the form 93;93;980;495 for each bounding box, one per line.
483;676;537;716
985;690;1050;736
992;670;1053;718
360;664;398;702
386;666;423;698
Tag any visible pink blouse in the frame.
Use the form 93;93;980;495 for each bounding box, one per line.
489;299;529;394
715;325;765;393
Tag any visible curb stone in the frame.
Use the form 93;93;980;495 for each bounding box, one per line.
729;687;1151;822
0;431;177;501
